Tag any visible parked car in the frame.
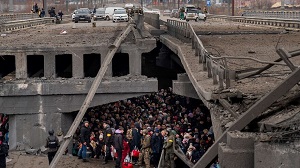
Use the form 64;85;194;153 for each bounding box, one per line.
105;7;124;20
93;8;105;21
112;9;129;22
185;9;206;22
170;9;179;18
152;8;161;15
72;10;77;21
198;10;207;21
163;9;171;16
74;8;91;23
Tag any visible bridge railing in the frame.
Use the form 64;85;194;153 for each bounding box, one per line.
166;19;231;89
243;10;300;19
209;15;300;29
0;13;39;23
0;17;54;32
144;12;160;29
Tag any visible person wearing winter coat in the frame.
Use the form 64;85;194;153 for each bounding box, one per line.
151;129;163;168
114;127;124;168
121;138;130;164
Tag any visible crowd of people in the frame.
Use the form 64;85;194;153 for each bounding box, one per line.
73;88;216;168
31;3;63;20
0;114;9;168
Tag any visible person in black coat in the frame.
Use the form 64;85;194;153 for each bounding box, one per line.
45;130;59;165
0;130;8;168
103;121;113;164
79;121;90;162
132;122;141;149
114;127;124;168
151;129;163;168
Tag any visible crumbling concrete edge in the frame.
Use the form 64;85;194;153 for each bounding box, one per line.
160;35;212;107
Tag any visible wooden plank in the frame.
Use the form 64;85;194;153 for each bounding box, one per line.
193;67;300;168
49;24;132;168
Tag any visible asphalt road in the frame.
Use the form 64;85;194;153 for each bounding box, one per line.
68;18;129;28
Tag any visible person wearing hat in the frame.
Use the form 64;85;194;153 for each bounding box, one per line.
137;129;151;168
151;129;163;168
103;121;113;164
45;129;59;165
78;121;90;162
162;130;176;168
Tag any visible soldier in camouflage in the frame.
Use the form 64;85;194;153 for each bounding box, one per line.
137;129;151;168
163;130;176;168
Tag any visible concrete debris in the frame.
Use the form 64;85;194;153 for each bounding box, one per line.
25;148;41;155
60;30;67;35
6;158;12;163
225;121;234;128
40;146;48;154
16;142;30;151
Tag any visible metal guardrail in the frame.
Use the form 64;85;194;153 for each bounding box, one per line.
144;13;160;29
158;138;194;168
166;19;232;89
243;10;300;19
0;13;39;24
0;17;54;32
210;15;300;29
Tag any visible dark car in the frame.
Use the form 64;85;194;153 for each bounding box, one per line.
170;9;179;18
74;8;91;23
93;8;105;21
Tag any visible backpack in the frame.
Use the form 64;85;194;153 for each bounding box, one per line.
126;129;133;140
48;136;58;149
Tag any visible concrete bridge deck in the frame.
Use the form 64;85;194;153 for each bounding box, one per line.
155;14;300;168
3;13;300;167
0;19;158;150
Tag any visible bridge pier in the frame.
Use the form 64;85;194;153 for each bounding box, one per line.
9;112;71;151
126;49;142;75
44;53;56;79
15;52;27;79
100;49;112;77
72;52;84;78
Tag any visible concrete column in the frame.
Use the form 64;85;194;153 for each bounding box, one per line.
61;113;74;153
219;131;255;168
44;53;56;79
127;50;142;75
100;51;112;77
15;52;27;79
9;0;14;12
9;112;62;150
72;53;84;78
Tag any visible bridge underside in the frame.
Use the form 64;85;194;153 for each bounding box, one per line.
6;77;157;150
0;28;158;150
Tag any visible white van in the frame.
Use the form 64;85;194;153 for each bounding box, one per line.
105;7;124;20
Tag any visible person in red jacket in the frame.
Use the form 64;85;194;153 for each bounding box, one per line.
121;138;130;164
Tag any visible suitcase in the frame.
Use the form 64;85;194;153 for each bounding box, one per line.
122;160;133;168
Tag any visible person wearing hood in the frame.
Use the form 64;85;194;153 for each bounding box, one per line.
114;127;124;168
132;122;141;149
